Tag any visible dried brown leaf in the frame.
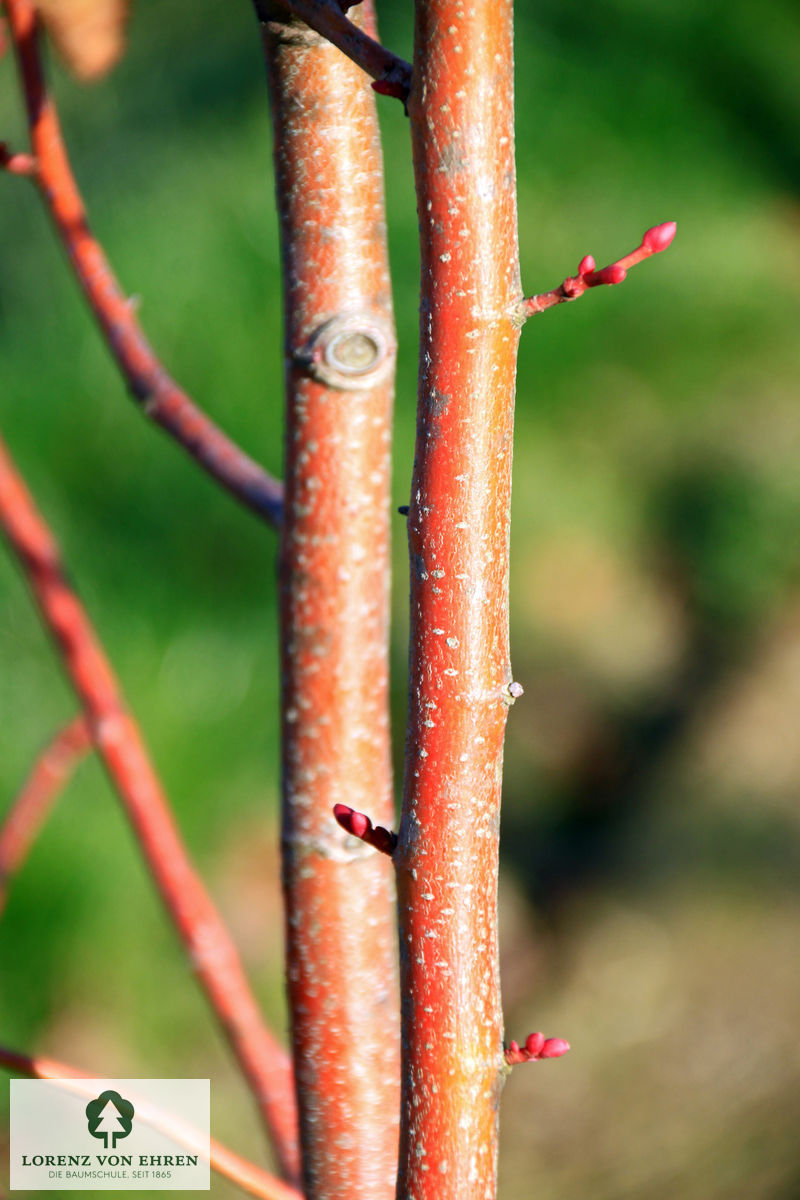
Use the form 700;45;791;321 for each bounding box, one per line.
35;0;129;81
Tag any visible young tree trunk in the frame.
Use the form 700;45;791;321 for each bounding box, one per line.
256;4;400;1197
395;2;521;1197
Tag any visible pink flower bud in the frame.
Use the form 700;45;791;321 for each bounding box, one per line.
540;1038;570;1058
642;221;677;254
578;255;595;276
524;1032;545;1057
333;803;368;838
350;811;369;838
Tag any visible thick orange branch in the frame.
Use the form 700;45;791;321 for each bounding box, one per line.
3;0;283;527
0;432;300;1183
0;715;90;916
396;1;522;1196
256;2;400;1196
0;1045;303;1200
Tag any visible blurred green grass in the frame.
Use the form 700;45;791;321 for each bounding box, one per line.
2;0;800;1196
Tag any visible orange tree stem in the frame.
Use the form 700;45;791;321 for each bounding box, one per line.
254;3;400;1196
4;0;283;527
0;1045;303;1200
395;1;522;1197
0;433;300;1183
0;715;91;916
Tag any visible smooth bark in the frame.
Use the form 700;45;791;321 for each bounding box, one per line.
396;2;522;1197
256;3;400;1197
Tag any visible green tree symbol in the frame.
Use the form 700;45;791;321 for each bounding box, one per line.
85;1090;135;1149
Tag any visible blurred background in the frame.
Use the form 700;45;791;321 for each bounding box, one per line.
2;0;800;1195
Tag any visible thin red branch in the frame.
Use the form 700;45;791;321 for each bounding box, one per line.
0;1045;303;1200
332;803;397;857
258;0;411;102
3;0;283;528
515;221;677;321
0;715;91;915
0;432;300;1183
504;1032;570;1066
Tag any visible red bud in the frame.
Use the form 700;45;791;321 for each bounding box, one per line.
540;1038;570;1058
578;255;595;275
642;220;677;254
333;803;369;838
351;811;369;838
524;1031;545;1057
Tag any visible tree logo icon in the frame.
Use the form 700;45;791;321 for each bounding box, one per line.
85;1090;135;1149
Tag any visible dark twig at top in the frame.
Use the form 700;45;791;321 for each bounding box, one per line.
259;0;412;103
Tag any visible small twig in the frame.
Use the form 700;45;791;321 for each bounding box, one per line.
3;0;283;528
333;803;397;856
258;0;411;103
0;715;91;916
515;221;677;323
0;140;37;176
0;1045;303;1200
504;1031;570;1066
0;432;300;1183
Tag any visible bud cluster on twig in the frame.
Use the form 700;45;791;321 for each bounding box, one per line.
516;220;677;321
504;1032;571;1066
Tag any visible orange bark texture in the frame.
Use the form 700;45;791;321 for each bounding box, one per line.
396;1;522;1196
259;3;400;1197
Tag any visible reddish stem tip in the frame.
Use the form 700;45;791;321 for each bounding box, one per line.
642;220;677;254
371;78;409;102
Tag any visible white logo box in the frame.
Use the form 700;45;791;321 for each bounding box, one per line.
10;1079;210;1191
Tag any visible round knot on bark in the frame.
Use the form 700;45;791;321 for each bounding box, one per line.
300;313;395;391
